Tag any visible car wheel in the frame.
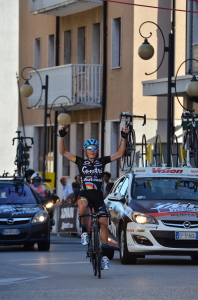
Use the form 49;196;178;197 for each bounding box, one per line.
119;224;137;265
24;242;35;249
191;255;198;261
38;232;50;251
106;248;115;260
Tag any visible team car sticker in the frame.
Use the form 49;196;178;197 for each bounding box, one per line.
151;203;198;213
136;229;145;232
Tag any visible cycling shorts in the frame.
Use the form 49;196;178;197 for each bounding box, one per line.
78;190;108;215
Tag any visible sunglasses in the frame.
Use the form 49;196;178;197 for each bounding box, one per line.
86;146;98;151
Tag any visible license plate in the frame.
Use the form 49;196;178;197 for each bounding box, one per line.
2;229;20;235
175;232;198;240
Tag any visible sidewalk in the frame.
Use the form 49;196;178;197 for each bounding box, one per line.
50;233;81;244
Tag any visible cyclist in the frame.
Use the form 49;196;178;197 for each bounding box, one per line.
30;173;48;198
24;168;35;184
59;125;128;270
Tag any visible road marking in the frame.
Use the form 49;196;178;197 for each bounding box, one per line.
10;258;70;261
0;276;50;286
20;261;89;266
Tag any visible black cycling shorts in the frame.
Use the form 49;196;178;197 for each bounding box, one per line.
78;190;108;215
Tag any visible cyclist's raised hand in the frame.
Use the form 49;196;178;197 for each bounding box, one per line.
59;125;69;137
121;125;128;140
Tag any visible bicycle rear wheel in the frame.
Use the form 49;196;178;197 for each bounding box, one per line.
141;134;147;167
154;135;162;167
192;131;198;167
170;135;179;167
126;130;136;169
15;143;26;176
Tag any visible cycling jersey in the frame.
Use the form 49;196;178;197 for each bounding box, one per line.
71;155;111;192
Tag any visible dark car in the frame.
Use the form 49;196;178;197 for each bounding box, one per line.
0;177;50;251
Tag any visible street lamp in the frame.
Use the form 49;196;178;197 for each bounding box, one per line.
138;21;175;167
174;58;198;102
20;67;71;181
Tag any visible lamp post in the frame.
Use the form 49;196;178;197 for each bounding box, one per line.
138;21;174;167
20;67;71;181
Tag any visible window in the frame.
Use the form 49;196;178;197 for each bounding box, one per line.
77;27;85;64
91;123;99;141
64;30;71;64
111;122;120;178
48;34;55;67
34;38;41;69
38;126;54;173
92;23;100;64
62;126;70;176
76;124;84;158
187;1;198;73
111;18;121;68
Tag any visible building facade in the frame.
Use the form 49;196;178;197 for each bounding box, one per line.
18;0;196;200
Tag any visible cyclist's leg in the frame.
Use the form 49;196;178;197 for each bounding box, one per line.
78;196;88;232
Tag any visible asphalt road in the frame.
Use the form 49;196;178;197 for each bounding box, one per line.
0;234;198;300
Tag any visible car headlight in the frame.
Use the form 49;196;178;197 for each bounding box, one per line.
132;212;158;225
32;211;48;223
46;202;53;209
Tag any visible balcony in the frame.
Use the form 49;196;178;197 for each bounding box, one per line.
29;0;103;16
28;64;103;110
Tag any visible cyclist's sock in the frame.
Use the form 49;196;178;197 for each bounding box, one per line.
102;244;108;256
81;223;87;233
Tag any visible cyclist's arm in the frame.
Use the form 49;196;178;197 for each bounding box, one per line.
110;126;128;162
59;127;74;161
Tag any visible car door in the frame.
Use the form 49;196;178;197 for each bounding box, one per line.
105;175;130;248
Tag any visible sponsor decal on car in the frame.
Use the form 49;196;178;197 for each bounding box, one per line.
152;203;198;213
145;226;158;229
152;168;183;174
127;229;134;232
136;229;145;232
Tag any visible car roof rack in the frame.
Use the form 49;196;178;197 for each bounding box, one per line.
132;167;198;177
0;171;24;181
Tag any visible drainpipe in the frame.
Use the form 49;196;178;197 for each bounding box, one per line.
171;0;175;136
101;1;108;157
54;16;60;192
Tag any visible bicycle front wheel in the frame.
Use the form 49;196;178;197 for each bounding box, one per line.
95;226;102;279
15;143;26;176
125;129;136;169
154;135;162;167
90;227;97;276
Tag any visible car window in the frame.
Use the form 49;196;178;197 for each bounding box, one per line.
113;176;129;197
132;177;198;200
0;182;38;204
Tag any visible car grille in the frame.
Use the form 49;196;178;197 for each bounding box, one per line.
0;233;28;241
161;220;198;228
0;218;31;225
150;230;198;248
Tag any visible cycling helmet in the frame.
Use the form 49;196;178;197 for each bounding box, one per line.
25;168;35;177
31;172;42;181
84;139;99;149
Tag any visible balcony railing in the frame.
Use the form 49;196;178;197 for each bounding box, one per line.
28;64;103;110
29;0;103;16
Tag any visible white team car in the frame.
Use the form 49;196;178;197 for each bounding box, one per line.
104;167;198;264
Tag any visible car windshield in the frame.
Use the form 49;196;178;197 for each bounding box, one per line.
0;182;38;204
132;177;198;200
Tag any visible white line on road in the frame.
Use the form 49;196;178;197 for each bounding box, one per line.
0;276;50;286
20;261;89;266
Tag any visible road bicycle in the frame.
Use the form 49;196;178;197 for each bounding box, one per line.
12;131;34;177
181;111;198;167
79;209;110;279
153;134;163;167
119;112;146;170
170;134;180;167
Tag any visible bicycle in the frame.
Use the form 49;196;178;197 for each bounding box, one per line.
181;111;198;167
12;131;34;177
170;134;180;167
79;209;110;279
119;112;146;170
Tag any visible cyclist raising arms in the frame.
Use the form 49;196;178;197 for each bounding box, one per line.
59;125;128;269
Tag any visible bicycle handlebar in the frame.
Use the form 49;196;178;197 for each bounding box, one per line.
119;112;146;126
79;212;110;219
12;135;34;146
181;111;198;119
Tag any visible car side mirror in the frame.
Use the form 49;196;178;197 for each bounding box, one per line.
108;192;126;204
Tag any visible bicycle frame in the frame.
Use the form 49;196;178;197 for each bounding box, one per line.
119;112;146;171
79;210;110;279
12;131;34;176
